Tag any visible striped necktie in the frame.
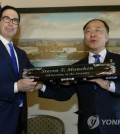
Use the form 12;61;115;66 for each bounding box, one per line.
93;54;100;64
93;54;100;89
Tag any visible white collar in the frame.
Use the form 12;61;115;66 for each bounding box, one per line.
89;49;107;63
89;49;107;59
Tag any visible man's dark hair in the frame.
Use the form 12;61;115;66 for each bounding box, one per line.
83;19;109;33
0;5;20;22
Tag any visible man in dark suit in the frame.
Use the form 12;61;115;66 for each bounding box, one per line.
39;19;120;134
0;5;39;134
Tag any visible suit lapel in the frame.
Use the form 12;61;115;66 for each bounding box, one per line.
73;55;88;65
104;50;114;63
0;41;18;77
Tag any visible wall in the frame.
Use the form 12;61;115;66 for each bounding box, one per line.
1;0;120;8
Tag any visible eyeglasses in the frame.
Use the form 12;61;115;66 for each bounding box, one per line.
1;16;20;25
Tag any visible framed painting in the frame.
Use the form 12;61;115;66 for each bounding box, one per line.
14;6;120;67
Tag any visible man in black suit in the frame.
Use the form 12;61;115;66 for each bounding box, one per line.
0;5;39;134
39;19;120;134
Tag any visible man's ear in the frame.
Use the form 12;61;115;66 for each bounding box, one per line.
106;34;109;42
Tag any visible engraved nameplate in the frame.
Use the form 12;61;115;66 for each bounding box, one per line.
23;62;118;81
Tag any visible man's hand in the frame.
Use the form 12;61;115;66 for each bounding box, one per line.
89;78;110;90
34;82;44;90
17;79;38;92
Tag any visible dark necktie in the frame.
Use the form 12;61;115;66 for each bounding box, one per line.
8;43;18;75
93;54;100;89
8;43;23;107
93;54;100;64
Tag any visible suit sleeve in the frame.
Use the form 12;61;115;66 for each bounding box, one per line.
113;57;120;96
0;83;16;102
114;82;120;95
39;83;76;101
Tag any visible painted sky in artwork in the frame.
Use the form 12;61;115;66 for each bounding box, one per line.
18;12;120;39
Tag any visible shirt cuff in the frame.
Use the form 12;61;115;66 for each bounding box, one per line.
107;81;115;93
40;84;46;92
14;82;18;93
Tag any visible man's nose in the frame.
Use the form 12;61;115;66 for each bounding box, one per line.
8;19;13;25
90;31;96;36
